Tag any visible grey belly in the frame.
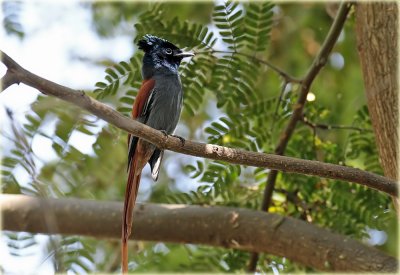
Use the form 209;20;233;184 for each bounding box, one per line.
146;75;183;134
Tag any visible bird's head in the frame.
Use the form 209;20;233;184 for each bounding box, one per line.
138;34;194;78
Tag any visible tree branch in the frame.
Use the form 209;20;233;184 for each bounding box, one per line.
208;50;303;84
1;194;397;272
0;50;397;197
301;115;371;132
2;70;20;90
250;2;355;270
278;1;353;155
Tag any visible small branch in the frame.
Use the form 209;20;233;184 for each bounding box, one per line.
2;70;20;90
276;2;354;155
271;81;289;132
196;49;302;84
1;53;24;90
1;194;398;272
0;50;397;197
302;115;370;132
275;188;318;214
250;2;354;271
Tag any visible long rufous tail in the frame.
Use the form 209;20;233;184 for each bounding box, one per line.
122;156;141;274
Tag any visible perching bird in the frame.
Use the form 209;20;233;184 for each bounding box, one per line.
122;34;194;273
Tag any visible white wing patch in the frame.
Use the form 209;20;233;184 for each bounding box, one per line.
151;150;164;181
141;89;155;116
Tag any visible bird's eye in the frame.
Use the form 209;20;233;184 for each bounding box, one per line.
165;48;173;55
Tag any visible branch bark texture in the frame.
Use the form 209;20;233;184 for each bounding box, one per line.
1;194;397;272
0;51;397;197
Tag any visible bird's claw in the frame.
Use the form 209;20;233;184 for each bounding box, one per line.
171;134;185;146
159;131;185;146
160;130;168;137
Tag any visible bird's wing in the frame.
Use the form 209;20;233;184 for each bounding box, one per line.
127;78;156;169
132;78;156;119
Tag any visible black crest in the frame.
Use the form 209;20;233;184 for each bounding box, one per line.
137;34;179;52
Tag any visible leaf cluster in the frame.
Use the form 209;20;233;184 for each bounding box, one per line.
1;96;126;272
2;1;24;39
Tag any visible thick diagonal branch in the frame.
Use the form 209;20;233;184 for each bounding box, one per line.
249;2;354;270
1;194;398;272
0;50;397;197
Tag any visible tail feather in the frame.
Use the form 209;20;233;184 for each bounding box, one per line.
122;158;141;274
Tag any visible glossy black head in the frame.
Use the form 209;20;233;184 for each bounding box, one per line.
138;34;194;78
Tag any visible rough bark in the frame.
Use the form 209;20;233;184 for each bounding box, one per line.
355;2;398;181
1;194;398;272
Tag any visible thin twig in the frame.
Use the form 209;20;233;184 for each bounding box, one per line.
301;115;371;132
196;49;302;84
270;81;289;132
248;2;354;271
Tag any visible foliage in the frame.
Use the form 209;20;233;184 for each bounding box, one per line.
2;1;24;39
1;1;397;273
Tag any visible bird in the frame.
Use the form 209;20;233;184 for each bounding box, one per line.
122;34;194;273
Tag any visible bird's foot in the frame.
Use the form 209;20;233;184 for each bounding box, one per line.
171;134;185;146
159;131;185;146
160;130;168;137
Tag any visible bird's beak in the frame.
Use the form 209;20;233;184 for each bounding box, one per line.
174;51;195;58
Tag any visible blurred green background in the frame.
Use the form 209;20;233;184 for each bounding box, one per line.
1;1;396;273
